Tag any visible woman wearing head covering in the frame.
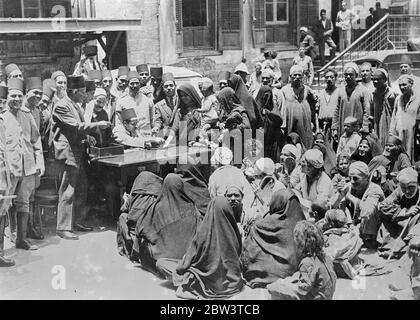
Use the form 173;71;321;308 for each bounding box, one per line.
117;171;162;259
175;164;211;217
332;63;371;139
313;132;336;176
255;85;284;163
163;83;203;147
241;189;306;288
229;74;263;130
286;132;305;160
280;65;318;149
372;68;397;149
156;197;243;299
133;174;202;274
377;167;420;259
350;136;381;165
331;161;385;249
216;87;251;133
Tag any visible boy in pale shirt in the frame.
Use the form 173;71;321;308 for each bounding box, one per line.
336;116;361;158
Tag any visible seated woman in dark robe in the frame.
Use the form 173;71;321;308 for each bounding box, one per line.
241;189;306;288
377;168;420;259
156;197;243;299
175;164;211;217
255;85;284;163
116;171;162;260
133;174;202;274
350;136;382;165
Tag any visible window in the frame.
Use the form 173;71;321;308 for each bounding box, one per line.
2;0;42;18
265;0;288;24
182;0;208;27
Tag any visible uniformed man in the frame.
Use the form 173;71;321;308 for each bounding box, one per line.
152;72;179;138
1;78;44;250
115;70;155;135
101;69;117;126
51;75;111;240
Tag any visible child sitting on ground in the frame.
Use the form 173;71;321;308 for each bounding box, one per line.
267;220;337;300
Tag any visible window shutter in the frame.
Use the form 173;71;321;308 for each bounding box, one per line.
252;0;266;48
175;0;183;53
220;0;241;49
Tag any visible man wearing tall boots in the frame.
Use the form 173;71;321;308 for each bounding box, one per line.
51;75;111;240
0;111;15;266
1;78;43;251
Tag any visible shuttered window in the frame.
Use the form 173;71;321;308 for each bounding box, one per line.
221;0;240;31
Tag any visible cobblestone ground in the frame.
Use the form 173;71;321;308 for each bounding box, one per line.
0;214;411;300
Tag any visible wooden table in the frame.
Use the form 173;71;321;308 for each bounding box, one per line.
91;146;212;215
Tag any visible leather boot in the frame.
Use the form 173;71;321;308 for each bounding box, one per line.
7;207;17;243
16;212;38;251
0;215;15;267
27;202;44;240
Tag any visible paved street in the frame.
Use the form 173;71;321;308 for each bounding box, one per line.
0;214;410;300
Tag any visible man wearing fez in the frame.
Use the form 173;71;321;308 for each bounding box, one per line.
0;78;44;250
101;69;117;126
152;72;179;138
113;108;163;148
88;70;103;89
112;66;130;99
51;70;67;102
137;64;153;98
85;80;96;105
51;75;111;240
5;64;23;82
73;45;103;77
24;77;45;240
38;79;56;150
116;70;155;134
150;66;165;104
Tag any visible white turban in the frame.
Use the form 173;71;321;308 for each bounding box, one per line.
255;158;275;176
281;144;299;160
304;149;324;169
397;168;418;184
211;147;233;166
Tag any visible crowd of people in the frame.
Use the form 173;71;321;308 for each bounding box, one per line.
1;24;420;300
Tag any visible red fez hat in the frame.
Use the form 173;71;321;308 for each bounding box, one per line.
5;64;21;77
88;70;103;81
0;85;8;99
136;64;149;74
150;67;163;78
127;70;140;81
121;108;137;121
25;77;42;92
118;66;130;78
102;69;112;79
85;80;96;93
42;79;56;99
67;76;85;90
8;78;24;92
162;73;175;84
84;45;98;57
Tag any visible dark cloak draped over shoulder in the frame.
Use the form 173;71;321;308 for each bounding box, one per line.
240;189;306;288
176;164;211;217
256;85;284;163
116;171;162;259
229;74;262;130
133;174;201;273
157;197;243;299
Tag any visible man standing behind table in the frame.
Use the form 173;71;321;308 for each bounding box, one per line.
1;78;44;250
101;69;117;126
51;75;111;240
336;1;358;51
137;64;153;99
116;70;155;135
315;9;336;66
152;73;179;139
112;66;130;99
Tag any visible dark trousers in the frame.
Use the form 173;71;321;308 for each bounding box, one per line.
318;36;337;66
56;162;88;231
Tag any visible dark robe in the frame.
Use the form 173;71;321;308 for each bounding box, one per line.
116;171;162;260
241;189;306;288
156;197;243;299
229;74;262;130
256;85;284;163
133;174;201;274
176;164;211;217
350;136;382;165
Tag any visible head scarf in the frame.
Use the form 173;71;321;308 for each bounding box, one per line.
261;69;275;79
234;62;250;75
217;87;242;115
290;65;304;75
255;85;273;112
229;74;260;129
170;197;243;299
199;77;214;92
300;27;308;32
373;68;388;80
397;168;418;184
344;62;360;77
349;161;370;177
177;83;202;115
304;149;324;169
241;189;306;288
399;74;414;84
255;158;275;176
176;164;211;217
94;88;107;98
281;144;299;159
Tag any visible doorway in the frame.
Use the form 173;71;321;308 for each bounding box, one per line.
331;0;340;51
181;0;216;50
